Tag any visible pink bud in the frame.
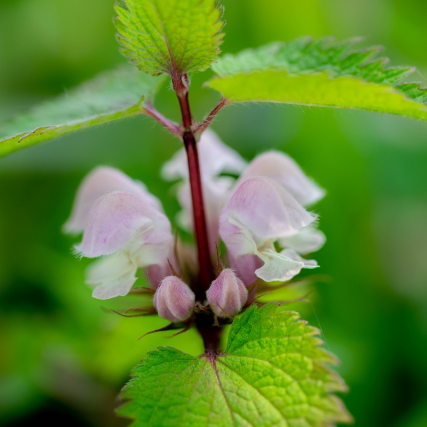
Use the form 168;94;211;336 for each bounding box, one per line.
207;269;248;317
153;276;195;322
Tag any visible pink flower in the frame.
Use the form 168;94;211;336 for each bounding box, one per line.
66;134;325;318
162;130;246;249
64;167;173;299
236;151;325;206
216;150;327;286
153;276;195;322
219;176;318;284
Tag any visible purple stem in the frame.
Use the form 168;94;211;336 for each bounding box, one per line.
143;104;181;137
176;84;215;295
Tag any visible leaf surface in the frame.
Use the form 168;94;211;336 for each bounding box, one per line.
207;38;427;122
0;66;166;158
115;0;224;76
118;305;352;426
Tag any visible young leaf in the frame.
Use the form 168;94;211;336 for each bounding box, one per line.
118;305;352;426
115;0;224;78
0;66;166;159
206;38;427;122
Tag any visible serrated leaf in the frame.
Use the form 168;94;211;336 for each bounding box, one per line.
115;0;224;77
118;305;352;427
0;66;166;159
207;38;427;122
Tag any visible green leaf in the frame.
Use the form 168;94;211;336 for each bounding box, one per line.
207;38;427;122
115;0;224;77
0;66;166;159
118;305;352;426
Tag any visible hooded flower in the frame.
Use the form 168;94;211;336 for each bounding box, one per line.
236;151;325;206
66;132;326;323
162;129;246;249
237;150;326;254
64;167;173;299
219;176;318;285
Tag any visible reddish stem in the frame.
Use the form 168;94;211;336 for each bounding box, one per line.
176;85;215;294
143;104;181;137
194;97;228;135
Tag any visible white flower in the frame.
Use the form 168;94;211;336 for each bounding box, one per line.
162;129;246;247
219;176;317;284
64;167;173;299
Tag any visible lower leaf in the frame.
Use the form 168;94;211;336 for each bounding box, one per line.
118;305;352;427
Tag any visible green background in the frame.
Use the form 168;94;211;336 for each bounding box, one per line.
1;0;427;426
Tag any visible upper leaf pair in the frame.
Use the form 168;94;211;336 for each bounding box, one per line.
2;0;427;161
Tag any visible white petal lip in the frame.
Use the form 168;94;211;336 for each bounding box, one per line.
237;151;325;206
162;129;247;181
86;252;138;300
280;248;319;269
255;249;305;282
64;166;162;234
279;225;326;254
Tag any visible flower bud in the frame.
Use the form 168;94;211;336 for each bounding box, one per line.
153;276;195;322
207;269;248;317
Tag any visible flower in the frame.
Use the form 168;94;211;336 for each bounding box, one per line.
219;176;318;284
237;150;326;257
162;129;246;249
64;167;173;299
206;269;248;317
236;151;325;206
153;276;195;322
65;131;326;322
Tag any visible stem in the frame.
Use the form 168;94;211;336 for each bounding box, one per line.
196;314;222;355
143;104;181;137
176;84;215;294
194;97;228;135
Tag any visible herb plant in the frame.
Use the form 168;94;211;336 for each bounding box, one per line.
2;1;427;426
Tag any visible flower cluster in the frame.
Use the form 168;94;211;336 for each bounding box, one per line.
65;130;325;323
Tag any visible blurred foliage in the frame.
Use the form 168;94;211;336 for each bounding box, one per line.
1;1;427;426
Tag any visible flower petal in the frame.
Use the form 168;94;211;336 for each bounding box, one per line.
279;225;326;254
77;191;171;259
229;254;263;286
220;176;316;258
162;129;246;181
238;151;325;206
280;248;319;269
64;166;162;233
255;249;305;282
86;252;138;299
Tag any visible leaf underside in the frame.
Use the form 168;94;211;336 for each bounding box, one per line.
118;305;352;427
0;66;166;159
115;0;224;76
207;37;427;121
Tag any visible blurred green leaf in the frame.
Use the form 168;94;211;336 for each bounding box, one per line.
118;304;352;426
115;0;224;76
207;38;427;122
0;66;166;159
